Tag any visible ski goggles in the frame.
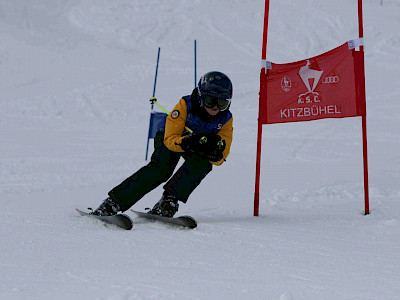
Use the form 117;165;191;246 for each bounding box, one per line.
201;95;231;111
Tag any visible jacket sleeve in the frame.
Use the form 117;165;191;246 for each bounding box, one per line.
163;98;188;152
211;116;233;166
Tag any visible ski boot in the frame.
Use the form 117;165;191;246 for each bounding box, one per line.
92;197;120;216
148;194;179;218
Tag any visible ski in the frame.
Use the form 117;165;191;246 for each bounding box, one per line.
131;210;197;229
76;208;133;230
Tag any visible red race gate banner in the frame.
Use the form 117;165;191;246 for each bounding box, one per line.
259;41;365;124
254;0;369;217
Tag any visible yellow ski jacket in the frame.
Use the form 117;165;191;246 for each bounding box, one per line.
163;98;233;166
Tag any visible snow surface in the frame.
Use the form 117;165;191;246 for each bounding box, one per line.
1;0;399;299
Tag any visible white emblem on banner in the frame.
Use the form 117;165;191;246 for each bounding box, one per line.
322;75;339;84
281;75;292;92
298;60;323;104
299;60;323;93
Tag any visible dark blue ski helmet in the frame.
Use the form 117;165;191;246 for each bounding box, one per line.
198;71;232;111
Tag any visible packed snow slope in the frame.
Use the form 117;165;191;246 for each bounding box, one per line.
1;0;399;299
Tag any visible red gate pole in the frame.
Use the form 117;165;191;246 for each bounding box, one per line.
362;110;370;215
254;116;263;216
358;0;370;215
254;0;270;216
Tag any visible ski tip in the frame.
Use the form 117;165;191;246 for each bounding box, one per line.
178;216;197;229
124;221;133;231
131;209;197;229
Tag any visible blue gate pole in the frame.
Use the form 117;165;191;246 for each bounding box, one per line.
194;40;197;88
145;47;161;160
152;47;161;100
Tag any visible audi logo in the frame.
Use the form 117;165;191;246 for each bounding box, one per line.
322;76;339;84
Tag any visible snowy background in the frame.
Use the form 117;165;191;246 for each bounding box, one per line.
1;0;399;299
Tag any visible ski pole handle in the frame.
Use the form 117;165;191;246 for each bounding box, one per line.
150;97;170;115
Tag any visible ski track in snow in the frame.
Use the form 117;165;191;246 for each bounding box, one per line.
1;0;400;299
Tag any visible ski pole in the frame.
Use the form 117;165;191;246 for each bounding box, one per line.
150;97;170;114
149;97;193;134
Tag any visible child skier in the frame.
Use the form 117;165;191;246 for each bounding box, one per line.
92;71;233;218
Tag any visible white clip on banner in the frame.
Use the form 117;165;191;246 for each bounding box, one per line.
261;60;272;73
348;38;364;50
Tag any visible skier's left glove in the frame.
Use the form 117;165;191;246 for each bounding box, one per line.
179;134;225;162
179;134;209;153
205;137;226;162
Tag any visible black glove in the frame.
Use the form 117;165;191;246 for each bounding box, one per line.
206;137;226;162
179;134;209;153
179;134;226;162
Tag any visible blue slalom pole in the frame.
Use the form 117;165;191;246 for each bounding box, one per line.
152;47;161;100
145;47;161;160
194;40;197;87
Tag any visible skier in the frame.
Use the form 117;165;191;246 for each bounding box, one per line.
92;71;233;218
